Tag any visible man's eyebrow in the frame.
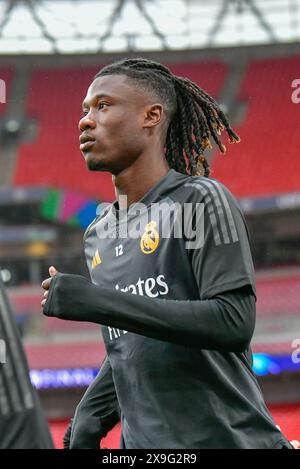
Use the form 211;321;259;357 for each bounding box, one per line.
82;93;114;110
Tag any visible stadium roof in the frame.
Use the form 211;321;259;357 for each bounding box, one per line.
0;0;300;55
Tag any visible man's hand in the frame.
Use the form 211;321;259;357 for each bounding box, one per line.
40;270;94;320
41;266;58;308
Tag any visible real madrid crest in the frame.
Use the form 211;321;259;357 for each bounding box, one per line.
140;221;159;254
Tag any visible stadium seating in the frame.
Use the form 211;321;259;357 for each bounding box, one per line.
168;60;227;96
13;66;115;200
12;55;300;200
26;340;105;369
256;272;300;318
13;61;227;199
212;55;300;197
42;316;100;334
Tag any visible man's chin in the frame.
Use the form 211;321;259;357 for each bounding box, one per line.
84;154;108;171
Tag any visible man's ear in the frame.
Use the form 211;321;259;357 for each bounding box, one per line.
142;103;163;128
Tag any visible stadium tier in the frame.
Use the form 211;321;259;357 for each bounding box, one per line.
25;340;106;369
9;55;300;199
168;60;227;96
212;55;300;197
13;61;227;199
13;66;115;200
42;316;99;334
256;273;300;318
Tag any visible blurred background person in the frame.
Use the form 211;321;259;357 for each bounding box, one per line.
0;275;53;448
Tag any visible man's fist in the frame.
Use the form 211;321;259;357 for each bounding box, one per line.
41;266;58;308
40;271;93;320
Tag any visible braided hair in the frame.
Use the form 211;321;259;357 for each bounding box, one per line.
95;58;240;178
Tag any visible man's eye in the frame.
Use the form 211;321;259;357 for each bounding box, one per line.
98;103;107;110
82;110;88;117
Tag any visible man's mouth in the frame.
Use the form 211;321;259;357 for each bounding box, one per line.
80;140;95;152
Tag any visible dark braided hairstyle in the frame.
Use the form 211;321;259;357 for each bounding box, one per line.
95;58;240;178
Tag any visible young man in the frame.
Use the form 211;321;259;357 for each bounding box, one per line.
42;58;294;449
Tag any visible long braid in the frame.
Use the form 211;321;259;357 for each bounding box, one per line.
95;58;240;178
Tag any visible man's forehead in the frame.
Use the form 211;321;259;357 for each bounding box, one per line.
85;75;134;100
83;74;152;105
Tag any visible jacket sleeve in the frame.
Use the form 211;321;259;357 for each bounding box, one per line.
43;273;255;353
186;178;256;300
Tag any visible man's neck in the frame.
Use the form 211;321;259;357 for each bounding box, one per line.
113;157;169;209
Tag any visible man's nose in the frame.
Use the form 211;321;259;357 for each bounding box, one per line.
78;115;96;132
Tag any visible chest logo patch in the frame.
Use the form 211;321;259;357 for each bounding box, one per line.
91;249;101;269
140;221;159;254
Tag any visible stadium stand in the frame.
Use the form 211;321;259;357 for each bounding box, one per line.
25;341;105;369
212;55;300;197
12;55;300;199
256;272;300;318
13;66;115;200
13;61;227;199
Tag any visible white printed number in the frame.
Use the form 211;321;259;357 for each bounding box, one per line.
115;244;124;257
